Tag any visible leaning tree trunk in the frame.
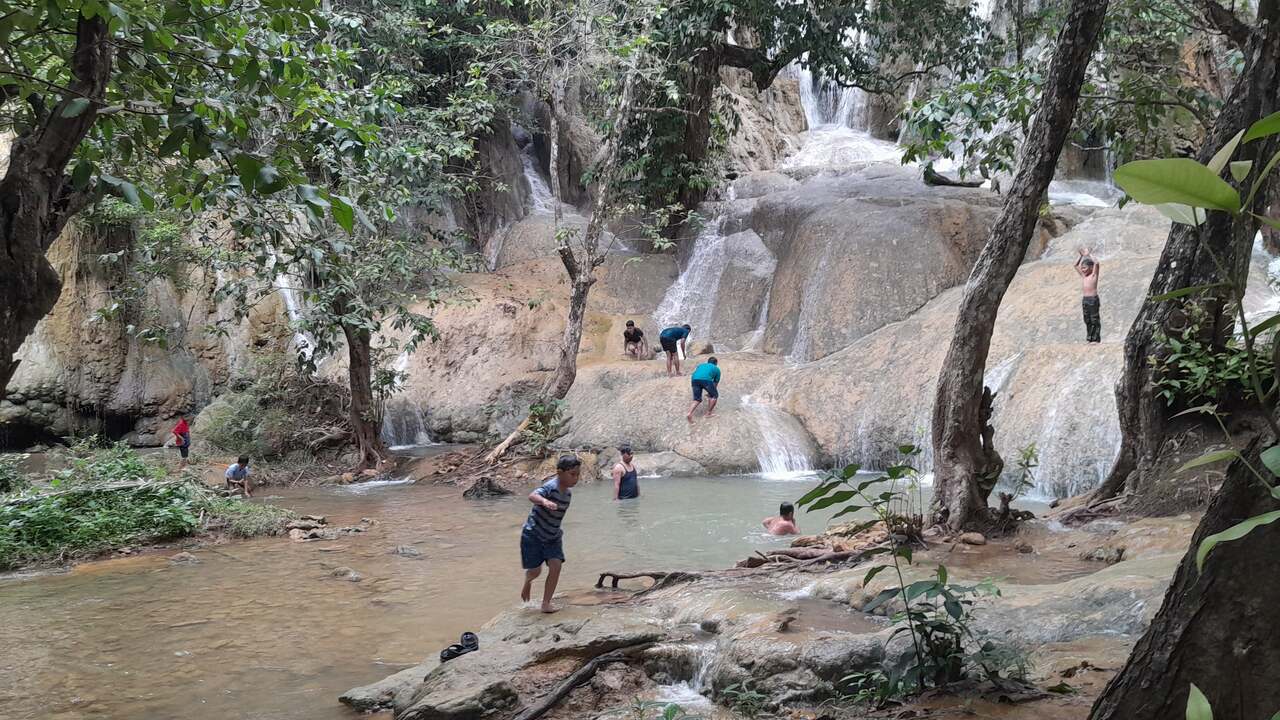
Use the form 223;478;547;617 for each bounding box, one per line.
1089;439;1280;719
0;15;110;396
1093;1;1280;503
341;321;386;470
930;0;1110;531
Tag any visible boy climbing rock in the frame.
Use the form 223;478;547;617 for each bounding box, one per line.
520;454;580;613
1074;247;1102;343
687;356;720;422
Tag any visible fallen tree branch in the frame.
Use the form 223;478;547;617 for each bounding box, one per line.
595;571;669;589
513;642;655;720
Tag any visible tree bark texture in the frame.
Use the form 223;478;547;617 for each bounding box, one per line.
341;321;385;470
1089;440;1280;720
930;0;1109;530
0;15;111;397
1094;4;1280;503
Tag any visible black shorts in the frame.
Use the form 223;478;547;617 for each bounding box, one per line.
692;379;718;401
660;337;678;354
177;444;190;459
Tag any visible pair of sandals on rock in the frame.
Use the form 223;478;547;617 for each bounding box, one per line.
440;631;480;662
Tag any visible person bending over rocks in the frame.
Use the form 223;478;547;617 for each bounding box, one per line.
763;502;799;535
520;454;580;613
170;415;191;470
687;356;720;423
225;455;253;497
612;445;639;500
623;320;648;359
1075;247;1102;343
659;323;691;376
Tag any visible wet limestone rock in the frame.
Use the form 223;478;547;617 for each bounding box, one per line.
959;532;988;546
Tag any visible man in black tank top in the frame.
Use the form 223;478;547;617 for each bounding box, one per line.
612;445;640;500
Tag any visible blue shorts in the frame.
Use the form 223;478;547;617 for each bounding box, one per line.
520;532;565;569
691;378;718;401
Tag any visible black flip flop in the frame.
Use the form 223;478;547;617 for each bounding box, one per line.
460;632;479;652
440;643;469;662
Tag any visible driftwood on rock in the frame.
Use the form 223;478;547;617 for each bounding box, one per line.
923;165;986;188
512;642;655;720
595;571;669;588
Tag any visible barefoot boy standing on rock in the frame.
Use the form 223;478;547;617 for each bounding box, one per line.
520;454;580;613
1075;247;1102;343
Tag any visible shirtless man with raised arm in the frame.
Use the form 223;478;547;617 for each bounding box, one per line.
1074;247;1102;343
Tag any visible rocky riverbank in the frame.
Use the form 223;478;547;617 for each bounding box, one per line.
343;513;1198;719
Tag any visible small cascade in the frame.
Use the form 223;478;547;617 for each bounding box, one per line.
381;399;436;449
272;271;314;361
652;216;729;339
785;56;900;168
743;395;814;478
742;285;773;351
654;643;716;708
1028;354;1122;498
520;145;555;216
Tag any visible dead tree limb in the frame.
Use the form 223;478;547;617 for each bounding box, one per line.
513;643;656;720
595;571;669;589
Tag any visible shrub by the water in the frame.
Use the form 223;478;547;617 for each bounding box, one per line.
0;441;293;570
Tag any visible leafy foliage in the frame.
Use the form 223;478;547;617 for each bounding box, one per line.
0;442;291;569
721;682;768;719
1151;302;1276;407
798;448;1023;702
523;399;568;457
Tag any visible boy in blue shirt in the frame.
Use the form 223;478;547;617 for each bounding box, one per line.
520;454;581;613
659;324;692;377
687;356;721;422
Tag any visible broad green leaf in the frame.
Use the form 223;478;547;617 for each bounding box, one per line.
862;564;889;587
1172;404;1218;419
1249;313;1280;338
809;490;856;511
904;579;935;601
157;129;187;156
60;98;91;117
1177;449;1239;473
829;505;867;520
71;161;94;191
1229;161;1253;183
1150;283;1229;303
1206;129;1244;175
1243;110;1280;143
1261;446;1280;478
797;479;842;507
863;587;900;613
331;196;355;233
234;154;263;191
1155;203;1206;226
1196;510;1280;571
937;564;948;585
1113;159;1241;213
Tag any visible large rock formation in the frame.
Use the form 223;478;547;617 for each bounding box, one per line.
1;222;279;447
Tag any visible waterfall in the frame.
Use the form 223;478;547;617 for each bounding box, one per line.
743;395;814;478
381;398;436;449
272;267;314;361
741;285;773;351
654;643;716;708
797;62;868;130
520;145;555;216
1026;354;1122;499
652;216;729;339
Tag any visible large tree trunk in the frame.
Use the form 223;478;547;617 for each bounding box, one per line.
0;15;110;396
341;322;385;470
1094;1;1280;504
930;0;1110;531
1089;439;1280;719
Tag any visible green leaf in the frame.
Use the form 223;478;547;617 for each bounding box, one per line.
1149;283;1229;303
1249;313;1280;339
1186;684;1212;720
936;564;948;585
157;128;187;156
1113;159;1242;213
1178;449;1239;473
797;479;842;507
60;98;91;118
1206;129;1244;175
1229;161;1253;183
863;587;900;613
71;161;94;191
904;580;935;601
1243;110;1280;144
1261;446;1280;478
1196;510;1280;572
809;490;856;511
863;564;889;587
1172;404;1219;419
1254;214;1280;232
331;196;355;233
1154;203;1206;227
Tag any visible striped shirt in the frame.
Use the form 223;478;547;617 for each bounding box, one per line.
523;477;572;542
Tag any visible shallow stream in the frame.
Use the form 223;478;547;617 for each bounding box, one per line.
0;470;1056;720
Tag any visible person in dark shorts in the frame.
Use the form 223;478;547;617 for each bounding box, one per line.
520;454;581;613
687;356;721;423
612;445;639;500
171;415;191;470
659;324;691;376
1074;247;1102;343
225;455;252;497
623;320;648;359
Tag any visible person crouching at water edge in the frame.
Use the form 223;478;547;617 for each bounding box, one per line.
520;454;580;613
763;502;799;535
659;323;691;376
687;356;720;423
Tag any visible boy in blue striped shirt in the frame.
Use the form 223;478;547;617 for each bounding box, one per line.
520;454;581;613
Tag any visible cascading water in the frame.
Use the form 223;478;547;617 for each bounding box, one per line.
380;350;437;448
520;145;555;216
652;217;729;339
654;642;716;708
742;395;814;478
272;267;314;362
784;57;900;168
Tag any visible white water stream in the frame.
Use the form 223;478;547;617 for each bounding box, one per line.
652;217;730;340
742;394;815;478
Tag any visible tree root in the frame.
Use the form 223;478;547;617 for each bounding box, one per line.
513;642;655;720
595;571;669;589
